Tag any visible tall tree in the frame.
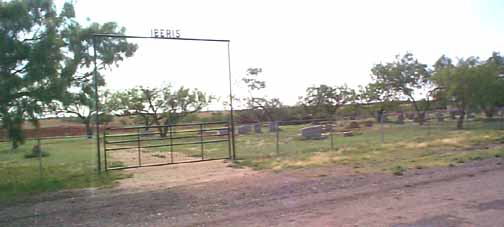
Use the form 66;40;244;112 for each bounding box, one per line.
371;53;431;124
301;84;355;118
357;83;399;121
110;85;212;137
242;68;283;121
58;22;137;136
475;52;504;118
432;56;483;129
0;0;75;149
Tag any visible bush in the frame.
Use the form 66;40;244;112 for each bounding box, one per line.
391;165;406;176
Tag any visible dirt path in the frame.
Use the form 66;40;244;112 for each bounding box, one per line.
2;159;504;226
116;160;256;192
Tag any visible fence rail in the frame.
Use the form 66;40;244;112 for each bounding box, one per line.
103;121;233;170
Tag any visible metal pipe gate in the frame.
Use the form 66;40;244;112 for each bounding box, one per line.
103;121;233;170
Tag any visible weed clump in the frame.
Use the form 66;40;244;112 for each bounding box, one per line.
391;165;406;176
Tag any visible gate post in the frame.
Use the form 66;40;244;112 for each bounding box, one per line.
227;122;232;159
200;123;204;160
169;125;174;163
137;128;141;167
103;129;108;171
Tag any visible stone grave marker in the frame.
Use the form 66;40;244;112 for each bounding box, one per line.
238;125;252;134
269;121;280;132
300;125;326;139
254;123;262;134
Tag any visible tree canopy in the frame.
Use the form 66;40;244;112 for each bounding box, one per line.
0;0;137;149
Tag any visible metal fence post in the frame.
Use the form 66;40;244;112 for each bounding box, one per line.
427;114;431;137
103;130;108;171
37;137;42;180
275;121;280;155
330;131;334;150
169;125;174;163
380;112;385;144
200;123;205;160
227;123;232;159
137;128;141;167
500;108;503;130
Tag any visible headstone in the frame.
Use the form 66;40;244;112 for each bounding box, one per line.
217;128;229;136
397;112;405;124
436;112;444;122
300;126;325;139
343;131;354;137
364;120;374;127
254;123;262;134
269;121;280;132
346;121;360;129
322;124;333;133
238;125;252;134
406;112;415;120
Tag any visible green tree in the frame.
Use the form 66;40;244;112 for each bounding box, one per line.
432;56;484;129
301;84;356;118
475;52;504;118
357;83;399;121
57;22;137;136
0;0;75;149
110;85;212;137
242;68;283;121
371;53;431;124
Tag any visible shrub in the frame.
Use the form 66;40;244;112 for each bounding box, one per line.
391;165;406;176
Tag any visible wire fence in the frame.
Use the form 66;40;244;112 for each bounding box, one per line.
233;110;504;160
0;109;503;199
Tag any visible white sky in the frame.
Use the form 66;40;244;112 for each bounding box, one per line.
68;0;504;108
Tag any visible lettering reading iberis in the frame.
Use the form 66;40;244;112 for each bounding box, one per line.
151;29;181;39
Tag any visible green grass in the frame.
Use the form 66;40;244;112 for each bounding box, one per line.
0;138;128;202
209;119;504;173
105;118;504;175
2;118;502;201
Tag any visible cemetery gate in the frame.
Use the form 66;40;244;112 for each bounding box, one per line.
103;121;232;170
92;33;236;171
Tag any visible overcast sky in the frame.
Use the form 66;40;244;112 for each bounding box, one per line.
68;0;504;108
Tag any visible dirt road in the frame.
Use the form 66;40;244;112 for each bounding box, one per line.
2;159;504;226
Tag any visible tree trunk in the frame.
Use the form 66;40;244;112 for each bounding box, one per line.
457;110;465;129
85;121;93;139
482;105;495;119
376;110;383;122
416;112;426;125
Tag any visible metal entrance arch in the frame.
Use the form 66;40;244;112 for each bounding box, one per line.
92;34;236;172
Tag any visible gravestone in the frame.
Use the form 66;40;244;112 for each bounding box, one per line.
254;123;262;134
345;121;360;129
269;121;280;132
406;112;415;120
343;131;354;137
397;112;405;124
300;126;326;139
217;128;229;136
436;112;444;122
238;125;252;134
322;124;333;133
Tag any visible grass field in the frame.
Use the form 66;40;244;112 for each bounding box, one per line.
230;119;504;172
0;138;128;202
1;118;503;201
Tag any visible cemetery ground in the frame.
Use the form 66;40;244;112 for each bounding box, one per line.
1;119;504;225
